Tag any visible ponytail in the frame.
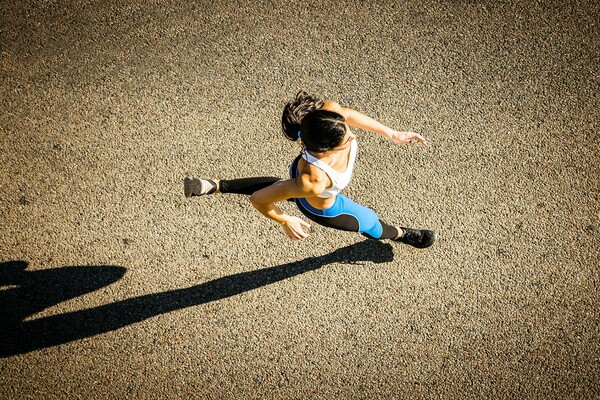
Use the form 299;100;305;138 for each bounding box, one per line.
281;91;324;141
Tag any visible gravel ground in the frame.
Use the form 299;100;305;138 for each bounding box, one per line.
1;0;598;398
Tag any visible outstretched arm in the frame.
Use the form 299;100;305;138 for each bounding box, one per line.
322;101;429;146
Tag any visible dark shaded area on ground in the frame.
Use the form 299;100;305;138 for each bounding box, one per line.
0;240;393;357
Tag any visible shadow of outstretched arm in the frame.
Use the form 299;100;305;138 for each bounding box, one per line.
0;240;393;357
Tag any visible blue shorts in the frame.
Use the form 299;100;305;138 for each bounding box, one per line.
289;155;391;239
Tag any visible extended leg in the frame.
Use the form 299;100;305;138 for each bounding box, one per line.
294;195;435;248
219;177;281;195
294;195;398;239
184;176;281;197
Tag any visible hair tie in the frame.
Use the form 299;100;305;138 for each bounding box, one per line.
297;130;301;139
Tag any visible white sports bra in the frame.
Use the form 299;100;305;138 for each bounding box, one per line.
301;139;358;198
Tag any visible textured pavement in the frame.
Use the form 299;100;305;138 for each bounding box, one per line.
1;0;598;398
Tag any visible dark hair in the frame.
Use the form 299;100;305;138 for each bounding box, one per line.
300;110;346;153
281;91;324;141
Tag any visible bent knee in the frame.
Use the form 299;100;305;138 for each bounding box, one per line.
361;220;383;239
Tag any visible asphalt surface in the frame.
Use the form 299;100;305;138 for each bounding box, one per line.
1;0;598;398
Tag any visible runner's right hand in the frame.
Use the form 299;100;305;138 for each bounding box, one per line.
280;216;311;240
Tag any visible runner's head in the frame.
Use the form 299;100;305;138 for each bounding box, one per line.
299;110;347;153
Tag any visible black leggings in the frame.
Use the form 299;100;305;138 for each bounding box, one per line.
219;157;399;240
220;177;284;196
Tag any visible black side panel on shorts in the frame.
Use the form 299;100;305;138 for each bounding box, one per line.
295;199;360;232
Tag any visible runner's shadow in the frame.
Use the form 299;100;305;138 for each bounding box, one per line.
0;239;393;357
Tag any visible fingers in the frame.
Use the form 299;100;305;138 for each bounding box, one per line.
297;229;309;240
295;222;310;240
299;220;311;240
300;220;311;229
414;133;429;146
394;131;430;146
289;228;309;241
282;219;310;241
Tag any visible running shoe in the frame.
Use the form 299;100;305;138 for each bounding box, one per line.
184;177;217;197
395;227;436;248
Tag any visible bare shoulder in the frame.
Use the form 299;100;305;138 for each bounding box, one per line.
298;161;329;196
321;101;350;118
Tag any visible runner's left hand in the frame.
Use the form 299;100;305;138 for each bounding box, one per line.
389;131;429;146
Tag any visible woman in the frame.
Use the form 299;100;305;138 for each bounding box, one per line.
185;91;436;248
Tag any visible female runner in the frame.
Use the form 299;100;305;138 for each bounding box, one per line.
185;91;436;248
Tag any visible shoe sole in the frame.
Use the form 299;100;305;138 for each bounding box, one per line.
184;177;193;198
